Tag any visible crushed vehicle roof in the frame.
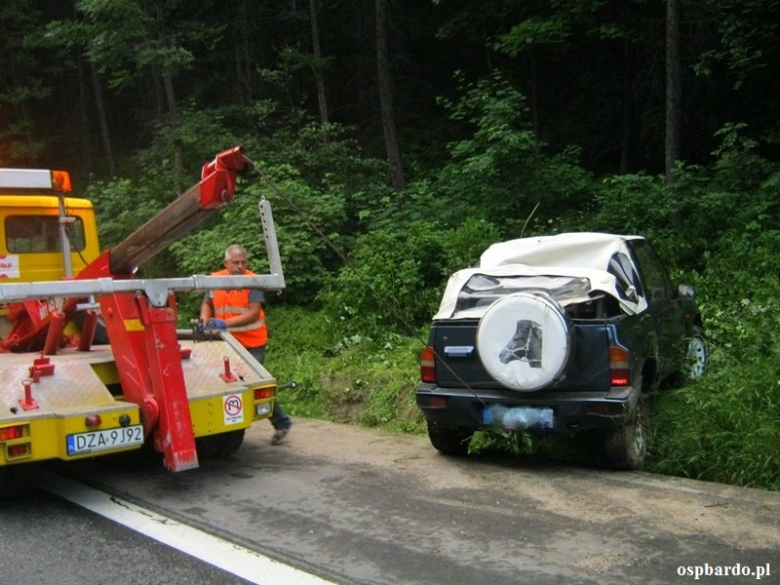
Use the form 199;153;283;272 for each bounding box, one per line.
434;232;648;320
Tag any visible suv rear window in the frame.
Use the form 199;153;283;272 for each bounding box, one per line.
454;274;592;316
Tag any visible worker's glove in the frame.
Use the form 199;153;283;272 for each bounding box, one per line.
207;318;227;330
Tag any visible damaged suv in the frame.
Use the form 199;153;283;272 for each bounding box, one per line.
416;232;707;470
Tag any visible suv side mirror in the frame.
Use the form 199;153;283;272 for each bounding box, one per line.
677;284;697;300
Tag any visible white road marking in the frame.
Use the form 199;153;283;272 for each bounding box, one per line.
41;472;336;585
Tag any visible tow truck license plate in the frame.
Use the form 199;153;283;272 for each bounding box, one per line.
66;425;144;455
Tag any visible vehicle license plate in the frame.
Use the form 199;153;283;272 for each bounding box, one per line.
483;404;555;430
66;425;144;455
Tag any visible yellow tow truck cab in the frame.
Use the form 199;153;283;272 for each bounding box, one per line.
0;170;100;281
0;170;99;341
0;194;98;280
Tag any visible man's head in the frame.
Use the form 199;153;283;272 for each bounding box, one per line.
224;244;248;275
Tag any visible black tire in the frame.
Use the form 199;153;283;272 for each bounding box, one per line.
426;420;472;457
0;464;42;500
197;429;246;460
109;437;163;470
687;325;708;380
215;429;245;458
600;397;648;471
195;435;219;460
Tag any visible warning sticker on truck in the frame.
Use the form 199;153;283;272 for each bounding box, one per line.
223;394;244;425
0;254;20;279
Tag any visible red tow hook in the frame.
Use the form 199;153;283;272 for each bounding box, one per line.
19;379;39;410
220;356;238;383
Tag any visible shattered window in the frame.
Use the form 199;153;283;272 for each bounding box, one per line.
454;274;593;316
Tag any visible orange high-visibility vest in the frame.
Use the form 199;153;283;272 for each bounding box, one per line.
211;268;268;348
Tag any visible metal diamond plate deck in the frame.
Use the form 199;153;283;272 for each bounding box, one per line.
1;336;275;421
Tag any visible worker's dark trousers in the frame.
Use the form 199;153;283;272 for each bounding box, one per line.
247;345;292;431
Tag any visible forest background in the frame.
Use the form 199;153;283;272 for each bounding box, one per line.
1;0;778;490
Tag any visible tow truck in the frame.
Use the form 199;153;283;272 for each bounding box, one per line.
0;147;285;494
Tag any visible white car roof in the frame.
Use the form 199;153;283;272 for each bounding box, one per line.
434;232;648;320
478;232;644;270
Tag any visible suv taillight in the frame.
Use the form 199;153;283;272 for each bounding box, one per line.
609;346;630;386
420;345;436;383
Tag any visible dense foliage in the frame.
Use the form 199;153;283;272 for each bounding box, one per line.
2;0;779;490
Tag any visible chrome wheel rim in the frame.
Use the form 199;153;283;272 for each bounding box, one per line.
688;336;707;379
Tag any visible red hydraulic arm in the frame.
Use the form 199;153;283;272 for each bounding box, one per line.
0;147;254;354
109;146;253;275
56;147;253;472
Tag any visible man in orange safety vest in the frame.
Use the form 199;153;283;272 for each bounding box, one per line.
200;243;292;445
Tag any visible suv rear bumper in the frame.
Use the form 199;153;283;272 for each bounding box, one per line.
416;383;641;435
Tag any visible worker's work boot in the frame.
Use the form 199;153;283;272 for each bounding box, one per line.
271;426;290;446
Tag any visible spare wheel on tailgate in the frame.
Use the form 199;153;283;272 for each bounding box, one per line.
477;292;571;391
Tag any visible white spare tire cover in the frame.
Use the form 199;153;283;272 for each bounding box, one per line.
477;292;570;391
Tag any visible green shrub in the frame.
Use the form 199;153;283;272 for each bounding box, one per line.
320;218;503;337
650;372;780;490
318;222;446;336
434;72;597;235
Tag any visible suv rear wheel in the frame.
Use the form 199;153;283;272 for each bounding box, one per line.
426;421;472;456
600;396;648;471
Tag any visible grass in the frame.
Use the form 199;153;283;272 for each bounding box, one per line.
648;350;780;491
264;306;426;434
646;293;780;491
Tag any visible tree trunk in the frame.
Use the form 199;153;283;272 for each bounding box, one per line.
154;0;184;189
310;0;330;125
162;71;183;185
530;49;541;140
665;0;681;188
620;37;634;174
665;0;683;225
76;53;94;176
483;25;493;73
236;0;252;104
89;61;117;178
375;0;405;191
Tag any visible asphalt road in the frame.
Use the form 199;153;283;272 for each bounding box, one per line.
3;418;779;584
0;490;252;585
